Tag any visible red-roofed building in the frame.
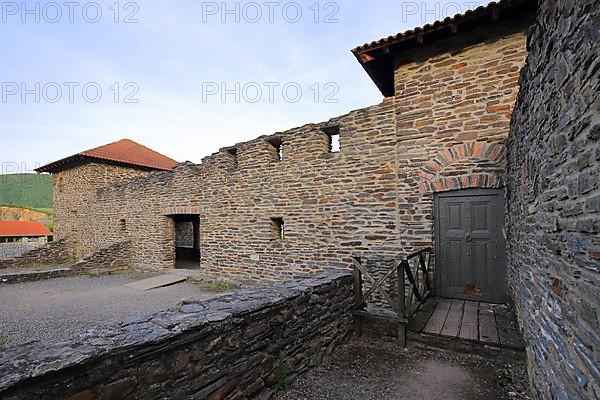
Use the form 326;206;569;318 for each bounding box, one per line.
0;221;52;260
34;139;179;256
0;221;53;260
0;221;52;239
36;138;178;173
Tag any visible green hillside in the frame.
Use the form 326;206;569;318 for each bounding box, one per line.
0;174;52;209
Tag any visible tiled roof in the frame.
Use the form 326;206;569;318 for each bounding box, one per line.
0;221;52;237
352;0;537;96
36;139;178;173
80;139;178;171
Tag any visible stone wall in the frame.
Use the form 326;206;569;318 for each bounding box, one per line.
52;163;151;258
176;221;194;248
0;240;132;284
71;239;132;273
506;1;599;399
394;21;529;252
92;100;401;280
0;239;73;269
0;272;353;400
0;242;39;261
48;18;529;287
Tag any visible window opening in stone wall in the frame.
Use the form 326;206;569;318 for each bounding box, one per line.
268;137;284;161
119;219;127;231
226;147;238;167
323;125;341;153
271;218;285;240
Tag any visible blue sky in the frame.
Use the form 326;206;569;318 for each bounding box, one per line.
0;0;489;172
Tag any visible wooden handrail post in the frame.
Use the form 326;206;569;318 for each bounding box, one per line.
397;260;407;347
398;260;406;319
425;250;432;290
352;256;363;336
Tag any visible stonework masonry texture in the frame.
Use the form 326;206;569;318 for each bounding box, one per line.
0;272;353;400
394;20;528;251
506;1;599;399
39;22;529;286
52;163;150;258
0;239;73;270
3;6;599;399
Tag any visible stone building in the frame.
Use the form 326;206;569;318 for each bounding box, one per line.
35;138;178;258
34;0;533;296
1;0;595;397
0;221;52;260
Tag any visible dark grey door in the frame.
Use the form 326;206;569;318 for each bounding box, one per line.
435;189;506;303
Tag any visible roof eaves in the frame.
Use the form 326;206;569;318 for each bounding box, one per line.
0;233;48;237
82;155;176;171
351;0;537;97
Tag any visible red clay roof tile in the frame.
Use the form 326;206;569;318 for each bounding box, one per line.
80;139;178;171
36;139;178;173
0;221;52;237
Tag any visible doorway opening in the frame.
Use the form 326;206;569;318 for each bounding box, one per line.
172;215;200;269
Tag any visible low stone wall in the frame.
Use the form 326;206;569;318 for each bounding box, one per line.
71;240;132;273
0;242;39;261
0;267;74;284
0;239;73;269
0;241;133;284
0;272;353;399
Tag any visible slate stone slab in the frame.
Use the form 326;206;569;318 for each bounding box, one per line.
124;274;187;291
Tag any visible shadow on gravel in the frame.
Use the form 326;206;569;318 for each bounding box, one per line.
274;337;531;400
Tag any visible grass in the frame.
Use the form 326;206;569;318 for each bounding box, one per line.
274;351;289;392
32;263;61;270
209;280;230;291
0;174;52;209
33;208;54;216
190;279;232;292
0;336;10;348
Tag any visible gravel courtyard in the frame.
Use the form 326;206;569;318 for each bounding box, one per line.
0;273;223;348
275;337;531;400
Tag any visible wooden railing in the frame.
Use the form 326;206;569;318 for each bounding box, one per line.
402;247;433;317
352;247;432;345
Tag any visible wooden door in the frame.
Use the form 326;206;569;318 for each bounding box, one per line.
435;189;506;303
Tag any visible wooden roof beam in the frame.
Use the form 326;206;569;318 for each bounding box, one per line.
360;52;376;63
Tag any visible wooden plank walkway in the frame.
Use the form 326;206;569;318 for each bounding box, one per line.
416;298;525;350
124;274;187;291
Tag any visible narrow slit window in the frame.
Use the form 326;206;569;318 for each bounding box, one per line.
119;219;127;231
268;137;284;161
323;125;341;153
271;217;285;240
226;147;238;166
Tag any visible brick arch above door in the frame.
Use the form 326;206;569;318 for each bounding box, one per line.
418;142;507;193
161;206;202;216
